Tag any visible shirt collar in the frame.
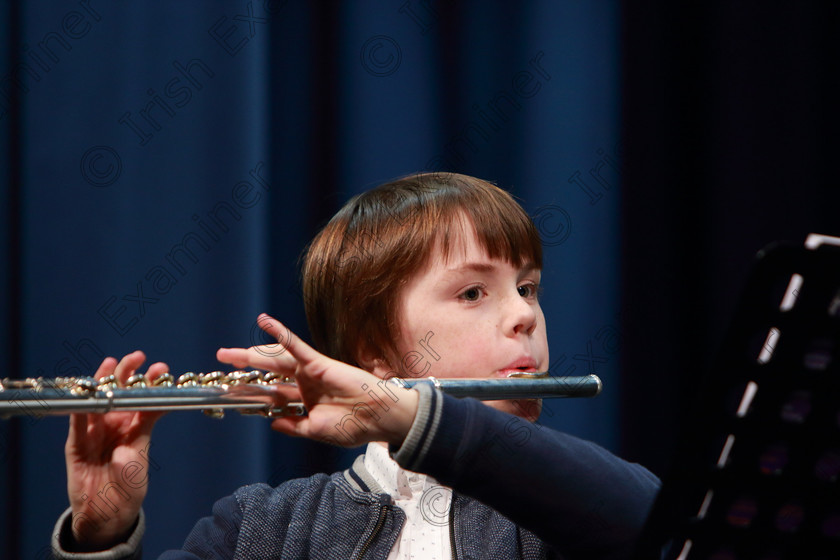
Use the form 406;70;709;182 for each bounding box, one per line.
364;442;438;501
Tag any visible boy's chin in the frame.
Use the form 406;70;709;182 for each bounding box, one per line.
485;399;542;422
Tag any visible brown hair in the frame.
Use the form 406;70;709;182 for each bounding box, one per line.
301;172;542;372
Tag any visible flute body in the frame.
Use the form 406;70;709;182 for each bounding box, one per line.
0;373;602;419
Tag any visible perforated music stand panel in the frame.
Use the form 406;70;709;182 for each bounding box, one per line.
635;240;840;560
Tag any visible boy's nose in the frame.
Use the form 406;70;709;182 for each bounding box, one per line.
506;294;538;336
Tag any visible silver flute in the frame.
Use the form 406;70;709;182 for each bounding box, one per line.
0;371;602;419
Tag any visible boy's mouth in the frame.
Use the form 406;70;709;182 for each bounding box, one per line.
498;357;538;376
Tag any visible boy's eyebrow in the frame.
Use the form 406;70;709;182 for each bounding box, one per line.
445;262;496;274
443;261;540;274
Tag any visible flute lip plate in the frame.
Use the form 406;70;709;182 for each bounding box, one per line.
505;371;549;379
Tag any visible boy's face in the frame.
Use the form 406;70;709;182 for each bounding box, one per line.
379;222;548;422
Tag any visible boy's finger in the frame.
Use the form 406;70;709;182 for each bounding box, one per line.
93;356;118;380
216;347;297;372
114;351;146;384
257;314;322;367
215;348;250;368
145;361;170;380
67;412;89;451
269;416;307;438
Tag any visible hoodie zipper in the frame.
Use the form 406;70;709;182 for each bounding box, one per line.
355;502;389;560
355;496;457;559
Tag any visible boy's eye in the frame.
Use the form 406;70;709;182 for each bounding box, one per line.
518;283;539;299
460;287;483;301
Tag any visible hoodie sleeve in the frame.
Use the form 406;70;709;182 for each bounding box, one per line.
392;384;660;559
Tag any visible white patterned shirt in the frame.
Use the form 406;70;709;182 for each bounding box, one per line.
364;442;453;560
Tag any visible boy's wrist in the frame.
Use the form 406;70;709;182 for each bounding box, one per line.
382;387;419;446
390;383;444;469
69;515;137;552
55;507;144;557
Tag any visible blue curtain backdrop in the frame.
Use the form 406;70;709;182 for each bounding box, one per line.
1;1;624;557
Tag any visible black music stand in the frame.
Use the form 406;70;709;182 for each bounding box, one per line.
634;236;840;560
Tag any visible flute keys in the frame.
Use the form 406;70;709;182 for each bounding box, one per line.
226;370;263;385
54;378;74;390
267;404;307;417
25;377;44;391
203;408;225;419
71;377;98;396
198;371;226;419
97;375;118;391
264;371;292;384
153;373;174;387
126;374;148;388
177;372;198;387
200;371;225;386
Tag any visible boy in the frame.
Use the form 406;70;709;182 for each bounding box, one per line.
55;173;659;558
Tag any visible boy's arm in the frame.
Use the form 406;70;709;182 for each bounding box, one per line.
51;494;243;560
393;383;661;560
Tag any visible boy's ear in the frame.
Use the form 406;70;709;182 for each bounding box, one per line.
357;347;393;380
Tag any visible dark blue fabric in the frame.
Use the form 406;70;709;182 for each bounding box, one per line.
417;393;660;559
2;2;624;557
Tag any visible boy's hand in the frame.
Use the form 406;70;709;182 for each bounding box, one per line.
217;314;419;448
65;351;168;550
